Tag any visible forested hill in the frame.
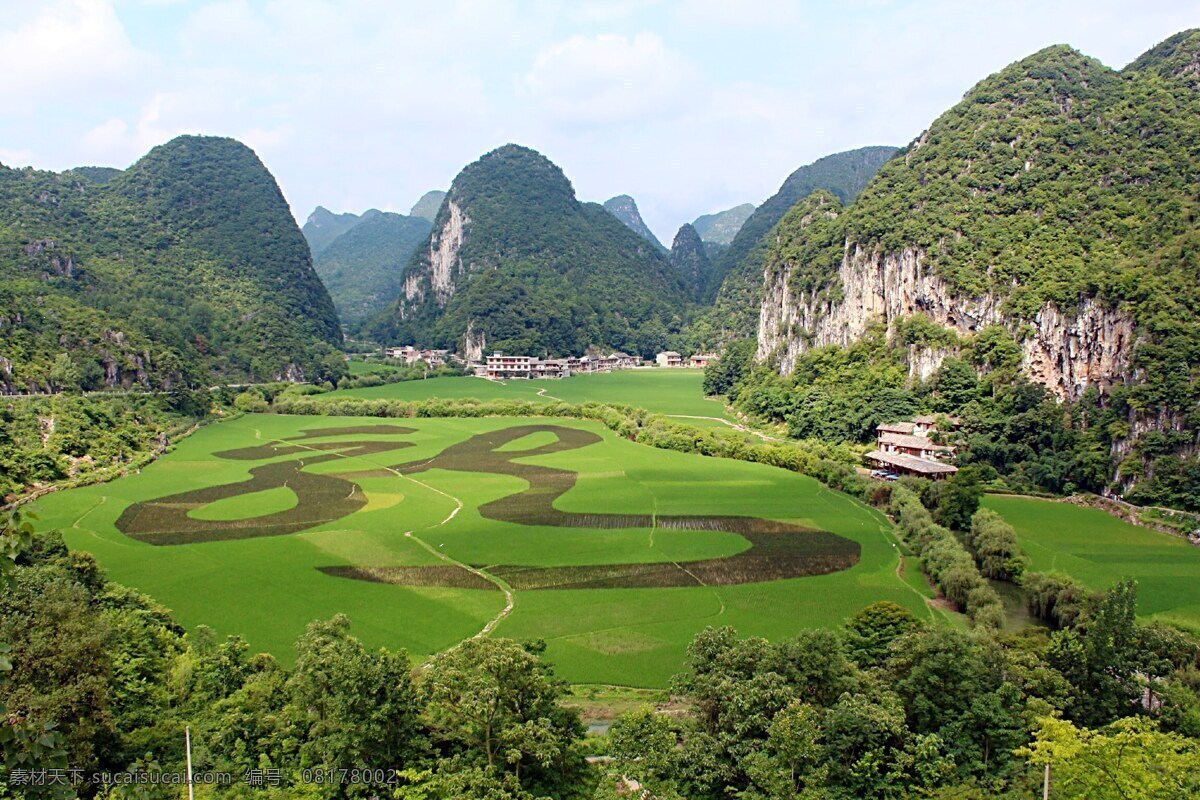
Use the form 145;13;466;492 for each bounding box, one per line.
380;144;688;358
698;145;898;335
0;135;344;392
313;211;432;326
747;29;1200;507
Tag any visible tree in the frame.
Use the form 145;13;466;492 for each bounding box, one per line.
933;357;978;412
287;615;423;795
703;339;756;396
597;706;684;799
1050;580;1143;726
1019;716;1200;800
931;468;984;530
47;353;80;393
845;601;923;668
419;638;584;795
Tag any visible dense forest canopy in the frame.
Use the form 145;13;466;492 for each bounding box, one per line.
0;136;344;393
312;211;431;326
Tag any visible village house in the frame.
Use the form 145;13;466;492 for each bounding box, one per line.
384;345;418;361
384;345;450;366
689;353;717;368
609;352;639;369
865;416;960;480
476;350;643;380
485;353;533;379
655;351;683;367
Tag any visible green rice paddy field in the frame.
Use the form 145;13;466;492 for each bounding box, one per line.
34;411;932;687
329;369;736;422
983;495;1200;633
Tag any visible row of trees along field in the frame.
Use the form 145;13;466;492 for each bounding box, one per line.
707;323;1200;511
2;505;1199;800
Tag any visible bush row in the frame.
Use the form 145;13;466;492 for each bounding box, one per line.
269;394;865;480
962;506;1100;629
889;485;1006;629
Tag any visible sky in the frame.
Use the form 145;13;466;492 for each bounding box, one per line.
1;1;1198;245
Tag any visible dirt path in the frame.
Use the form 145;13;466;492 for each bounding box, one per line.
535;387;563;402
663;414;787;442
251;428;516;638
394;472;516;638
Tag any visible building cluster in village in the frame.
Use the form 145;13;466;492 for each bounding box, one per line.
383;345;451;367
865;415;961;480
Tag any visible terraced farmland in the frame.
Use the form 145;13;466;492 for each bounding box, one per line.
34;414;928;686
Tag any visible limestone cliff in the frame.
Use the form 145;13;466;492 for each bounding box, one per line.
758;242;1136;401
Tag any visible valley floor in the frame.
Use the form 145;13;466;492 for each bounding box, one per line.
34;411;926;687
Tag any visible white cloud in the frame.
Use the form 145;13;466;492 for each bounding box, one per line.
0;0;145;110
0;147;37;167
524;32;697;124
672;0;801;27
83;118;129;155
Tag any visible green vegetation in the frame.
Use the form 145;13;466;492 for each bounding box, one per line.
984;494;1200;632
693;145;897;341
0;135;344;392
32;412;922;686
376;145;690;357
891;484;1005;630
0;391;210;500
668;223;710;300
312;211;431;325
724;321;1142;500
6;506;1199;798
595;581;1200;799
1;520;591;798
752;32;1200;501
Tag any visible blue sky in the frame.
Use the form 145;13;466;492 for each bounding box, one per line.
1;0;1198;243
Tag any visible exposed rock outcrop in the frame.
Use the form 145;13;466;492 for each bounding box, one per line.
758;244;1137;401
402;200;469;314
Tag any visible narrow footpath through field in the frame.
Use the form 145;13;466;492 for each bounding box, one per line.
249;428;517;638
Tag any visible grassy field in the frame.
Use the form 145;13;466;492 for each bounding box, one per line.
34;413;931;686
984;495;1200;632
327;369;736;422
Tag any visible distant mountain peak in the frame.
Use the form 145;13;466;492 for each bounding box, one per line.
602;194;665;252
692;203;755;245
410;190;446;222
302;207;364;256
669;223;709;301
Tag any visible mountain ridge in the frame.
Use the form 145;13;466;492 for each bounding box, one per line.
602;194;667;252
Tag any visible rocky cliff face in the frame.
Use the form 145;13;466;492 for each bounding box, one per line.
402;199;468;313
758;244;1137;401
